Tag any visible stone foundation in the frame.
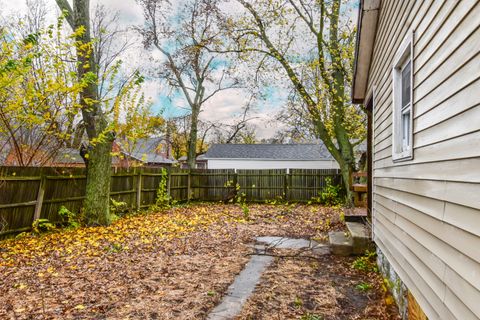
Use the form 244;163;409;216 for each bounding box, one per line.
376;247;409;319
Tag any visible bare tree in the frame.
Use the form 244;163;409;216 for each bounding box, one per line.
137;0;241;169
91;4;136;100
209;105;258;144
214;0;364;200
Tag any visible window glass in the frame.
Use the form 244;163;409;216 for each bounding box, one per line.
402;110;410;149
401;61;411;108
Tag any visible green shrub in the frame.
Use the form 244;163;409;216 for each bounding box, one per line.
310;177;342;206
153;168;171;209
32;218;55;234
355;282;372;291
236;191;250;220
319;177;342;206
58;206;80;228
352;250;378;273
110;198;128;219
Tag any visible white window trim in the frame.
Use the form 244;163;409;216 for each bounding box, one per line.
392;30;414;162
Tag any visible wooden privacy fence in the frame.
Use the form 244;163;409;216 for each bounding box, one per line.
0;166;341;237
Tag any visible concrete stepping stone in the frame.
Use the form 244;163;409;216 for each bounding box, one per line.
207;255;273;320
208;237;329;319
329;222;372;256
346;221;372;254
328;231;353;256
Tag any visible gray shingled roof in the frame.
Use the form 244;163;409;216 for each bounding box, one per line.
204;144;333;160
54;148;84;164
127;137;175;164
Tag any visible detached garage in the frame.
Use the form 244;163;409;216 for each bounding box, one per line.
204;144;339;171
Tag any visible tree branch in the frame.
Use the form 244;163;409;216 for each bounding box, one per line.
54;0;74;28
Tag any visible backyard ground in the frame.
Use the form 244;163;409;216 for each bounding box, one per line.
0;203;400;319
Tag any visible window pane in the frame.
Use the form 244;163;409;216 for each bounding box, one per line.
402;61;411;108
402;110;410;150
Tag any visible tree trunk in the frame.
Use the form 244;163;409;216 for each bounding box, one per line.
337;157;354;207
187;106;200;169
84;139;113;225
56;0;113;225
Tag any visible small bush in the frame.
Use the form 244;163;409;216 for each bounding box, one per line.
58;206;80;228
310;177;342;206
236;191;250;220
110;198;128;219
32;219;55;234
352;250;378;273
152;168;171;210
355;282;372;291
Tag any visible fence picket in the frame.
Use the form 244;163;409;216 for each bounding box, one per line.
0;166;341;237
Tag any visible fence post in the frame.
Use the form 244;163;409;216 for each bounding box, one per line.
233;171;238;198
284;170;288;201
187;170;191;201
167;167;172;201
136;170;142;210
33;174;46;221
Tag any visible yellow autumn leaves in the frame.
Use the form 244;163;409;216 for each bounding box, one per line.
0;205;247;269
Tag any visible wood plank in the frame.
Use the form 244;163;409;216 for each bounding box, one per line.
413;0;459;56
375;130;480;168
0;176;41;181
443;202;480;238
367;0;422;93
0;201;37;209
368;0;436;113
33;175;46;221
375;184;445;221
414;130;480;165
408;292;428;320
376;214;447;297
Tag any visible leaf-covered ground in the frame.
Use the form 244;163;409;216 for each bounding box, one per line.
0;203;399;319
238;253;400;320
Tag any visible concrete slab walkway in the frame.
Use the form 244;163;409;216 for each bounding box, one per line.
207;237;329;320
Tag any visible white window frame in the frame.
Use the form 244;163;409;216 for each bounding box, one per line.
392;30;414;162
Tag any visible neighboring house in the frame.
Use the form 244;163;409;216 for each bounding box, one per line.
54;138;176;168
1;138;175;168
52;146;123;168
178;155;208;169
122;137;175;168
203;144;339;171
353;0;480;319
2;145;61;167
52;148;87;167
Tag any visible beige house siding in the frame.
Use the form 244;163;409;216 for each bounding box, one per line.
366;0;480;319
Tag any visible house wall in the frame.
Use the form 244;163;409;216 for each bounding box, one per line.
367;0;480;319
206;159;339;171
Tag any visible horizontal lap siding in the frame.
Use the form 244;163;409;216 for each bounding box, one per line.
368;0;480;318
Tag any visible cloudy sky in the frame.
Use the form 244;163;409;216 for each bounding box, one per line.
1;0;293;139
2;0;358;140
